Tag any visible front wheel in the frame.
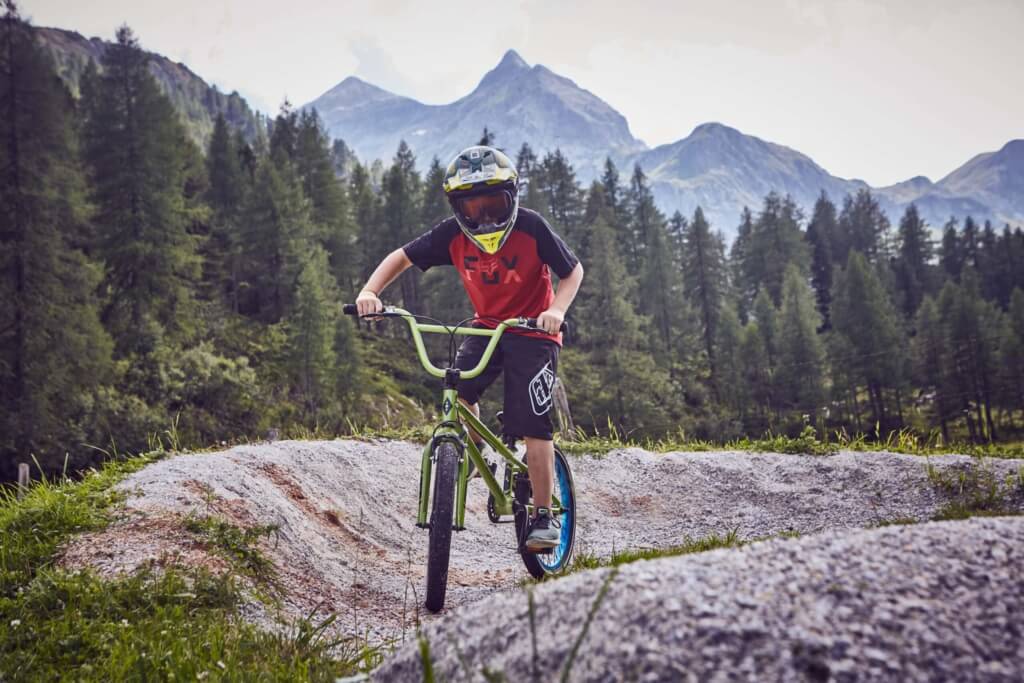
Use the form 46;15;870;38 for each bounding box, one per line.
516;447;576;579
425;442;458;612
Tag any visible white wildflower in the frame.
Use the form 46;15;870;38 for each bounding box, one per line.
10;619;21;628
216;661;227;670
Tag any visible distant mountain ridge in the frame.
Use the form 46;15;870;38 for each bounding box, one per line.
306;49;644;180
33;26;263;148
35;25;1020;238
304;51;1023;237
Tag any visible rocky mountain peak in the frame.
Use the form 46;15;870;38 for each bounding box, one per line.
475;49;531;90
691;121;737;136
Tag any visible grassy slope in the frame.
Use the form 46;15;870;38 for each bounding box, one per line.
0;454;377;682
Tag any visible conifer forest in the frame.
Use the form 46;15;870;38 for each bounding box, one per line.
4;16;1024;481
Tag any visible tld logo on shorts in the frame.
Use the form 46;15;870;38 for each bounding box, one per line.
529;362;555;416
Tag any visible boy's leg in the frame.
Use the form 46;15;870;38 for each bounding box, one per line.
459;399;483;444
454;336;502;449
499;335;559;535
524;437;554;508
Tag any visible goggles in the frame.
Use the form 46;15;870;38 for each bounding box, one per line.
455;191;514;232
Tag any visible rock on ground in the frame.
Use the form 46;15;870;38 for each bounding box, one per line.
373;516;1024;682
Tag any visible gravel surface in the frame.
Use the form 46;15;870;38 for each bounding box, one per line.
374;515;1024;682
59;440;1024;653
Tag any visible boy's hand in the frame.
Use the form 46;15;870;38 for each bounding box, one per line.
536;307;564;335
356;290;383;317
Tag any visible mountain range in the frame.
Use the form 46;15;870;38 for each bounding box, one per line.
33;26;263;148
33;27;1021;239
307;49;1022;237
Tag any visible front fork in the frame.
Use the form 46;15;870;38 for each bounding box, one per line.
417;388;467;528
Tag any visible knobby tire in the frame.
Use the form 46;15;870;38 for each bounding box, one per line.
425;442;458;612
517;447;576;579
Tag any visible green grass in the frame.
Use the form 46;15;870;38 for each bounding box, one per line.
558;422;1024;460
565;529;747;575
182;515;280;581
0;453;379;682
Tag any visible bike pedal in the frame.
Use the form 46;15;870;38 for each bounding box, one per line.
452;525;465;532
520;546;554;555
416;522;430;529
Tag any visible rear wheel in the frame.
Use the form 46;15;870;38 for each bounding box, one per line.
516;447;576;579
425;442;458;612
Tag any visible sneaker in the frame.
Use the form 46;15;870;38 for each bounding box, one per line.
525;507;561;550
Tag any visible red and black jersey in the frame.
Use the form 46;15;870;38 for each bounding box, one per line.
402;208;579;344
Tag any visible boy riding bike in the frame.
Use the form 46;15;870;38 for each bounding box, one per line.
355;145;584;550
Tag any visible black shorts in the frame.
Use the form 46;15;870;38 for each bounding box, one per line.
455;333;559;441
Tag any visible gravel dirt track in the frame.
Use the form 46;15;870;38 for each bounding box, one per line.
58;440;1024;679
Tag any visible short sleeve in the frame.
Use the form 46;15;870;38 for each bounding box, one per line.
529;213;579;278
402;220;458;271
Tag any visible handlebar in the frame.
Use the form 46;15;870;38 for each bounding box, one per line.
341;304;567;333
341;304;567;379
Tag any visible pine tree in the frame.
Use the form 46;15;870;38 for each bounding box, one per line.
638;215;683;354
805;192;836;330
478;126;496;146
837;189;890;263
515;142;537;182
0;7;113;475
730;207;756;321
268;99;298;164
774;266;827;421
831;251;905;431
600;157;622;218
681;207;727;389
569;199;675;435
913;296;951;441
738;321;772;433
938;272;1001;441
205;113;245;310
330;138;355;178
350;161;384;283
294;109;355;290
666;210;687;271
536;150;584;245
751;289;778;418
288;247;339;421
892;203;934;319
382;140;422;310
976;221;1001;304
939;218;962;282
1003;289;1024;413
625;164;660;273
81;25;200;351
714;305;745;419
237;158;314;322
960;216;980;272
743;192;809;306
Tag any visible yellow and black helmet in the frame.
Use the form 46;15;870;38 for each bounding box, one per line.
443;145;520;254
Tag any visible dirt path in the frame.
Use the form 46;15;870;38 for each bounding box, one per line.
60;440;1024;645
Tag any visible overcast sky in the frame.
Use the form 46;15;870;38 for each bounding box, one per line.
26;0;1024;186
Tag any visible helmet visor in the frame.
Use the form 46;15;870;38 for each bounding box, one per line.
455;191;514;232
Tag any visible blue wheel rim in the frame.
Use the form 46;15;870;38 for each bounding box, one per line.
539;455;573;572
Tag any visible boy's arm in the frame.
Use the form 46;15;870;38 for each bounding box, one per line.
356;248;414;316
537;262;584;335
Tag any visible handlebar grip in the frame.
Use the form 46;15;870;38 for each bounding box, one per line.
342;304;358;316
525;318;569;333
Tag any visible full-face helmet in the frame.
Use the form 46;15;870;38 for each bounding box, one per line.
442;145;520;254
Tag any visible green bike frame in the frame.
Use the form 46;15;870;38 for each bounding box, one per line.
376;306;563;530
